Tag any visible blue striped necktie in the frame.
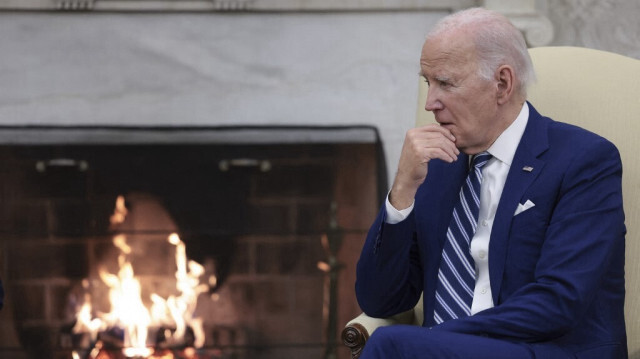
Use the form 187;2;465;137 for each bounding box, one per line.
433;151;492;324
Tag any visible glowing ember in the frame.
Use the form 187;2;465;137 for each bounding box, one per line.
73;195;210;357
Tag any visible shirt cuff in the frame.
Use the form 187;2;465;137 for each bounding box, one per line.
385;194;414;224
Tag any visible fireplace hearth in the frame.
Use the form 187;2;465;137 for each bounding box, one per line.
0;126;385;359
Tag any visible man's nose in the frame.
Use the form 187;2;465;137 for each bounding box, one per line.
424;88;443;112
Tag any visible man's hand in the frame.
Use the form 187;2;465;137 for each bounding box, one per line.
390;124;459;209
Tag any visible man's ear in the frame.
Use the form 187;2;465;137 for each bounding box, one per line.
495;65;515;105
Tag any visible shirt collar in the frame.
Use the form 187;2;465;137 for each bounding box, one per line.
486;102;529;166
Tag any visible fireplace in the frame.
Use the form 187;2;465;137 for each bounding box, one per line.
0;126;386;359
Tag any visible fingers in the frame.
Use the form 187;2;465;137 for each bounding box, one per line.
395;124;458;185
406;124;459;163
390;124;459;209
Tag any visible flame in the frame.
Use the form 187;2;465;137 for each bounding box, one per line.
160;233;209;348
110;195;128;225
99;234;151;352
73;196;209;357
123;347;154;358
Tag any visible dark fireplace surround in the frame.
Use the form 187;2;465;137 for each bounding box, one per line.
0;125;386;359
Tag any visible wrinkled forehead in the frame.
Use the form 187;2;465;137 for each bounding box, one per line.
419;31;478;75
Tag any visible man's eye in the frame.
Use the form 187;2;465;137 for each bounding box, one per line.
439;81;451;88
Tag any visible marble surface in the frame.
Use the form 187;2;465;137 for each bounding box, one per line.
0;12;443;183
547;0;640;60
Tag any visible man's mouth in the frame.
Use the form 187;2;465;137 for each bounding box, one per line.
434;115;449;126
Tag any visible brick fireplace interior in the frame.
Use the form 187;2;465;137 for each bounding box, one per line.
0;126;386;359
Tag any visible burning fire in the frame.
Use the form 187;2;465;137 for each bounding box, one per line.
72;195;212;358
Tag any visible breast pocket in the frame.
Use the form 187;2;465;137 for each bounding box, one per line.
505;196;554;275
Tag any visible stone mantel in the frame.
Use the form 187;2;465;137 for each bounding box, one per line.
2;0;476;11
0;0;553;46
0;0;505;11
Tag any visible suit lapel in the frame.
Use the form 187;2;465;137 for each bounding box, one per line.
424;154;470;250
489;103;550;303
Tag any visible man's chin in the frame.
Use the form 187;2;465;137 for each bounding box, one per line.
456;143;477;155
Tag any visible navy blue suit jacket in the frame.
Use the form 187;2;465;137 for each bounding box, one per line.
356;103;627;358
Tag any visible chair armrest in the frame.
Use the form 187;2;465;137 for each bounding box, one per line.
341;321;369;359
341;310;415;359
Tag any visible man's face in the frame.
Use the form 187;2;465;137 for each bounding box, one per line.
419;31;501;155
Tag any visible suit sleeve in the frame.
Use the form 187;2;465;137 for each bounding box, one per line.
355;207;424;318
432;139;625;341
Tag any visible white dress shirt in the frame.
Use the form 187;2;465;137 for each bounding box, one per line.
385;103;529;315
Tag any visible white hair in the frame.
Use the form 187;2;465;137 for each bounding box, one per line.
427;7;536;97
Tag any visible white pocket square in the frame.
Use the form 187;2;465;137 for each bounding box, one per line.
514;200;535;216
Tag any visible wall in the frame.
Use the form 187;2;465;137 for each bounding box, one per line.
548;0;640;60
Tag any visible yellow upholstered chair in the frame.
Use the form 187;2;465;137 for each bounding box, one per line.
341;47;640;359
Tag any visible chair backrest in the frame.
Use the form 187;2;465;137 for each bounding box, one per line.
416;46;640;357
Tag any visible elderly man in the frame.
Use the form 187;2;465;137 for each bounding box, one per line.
355;7;626;359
